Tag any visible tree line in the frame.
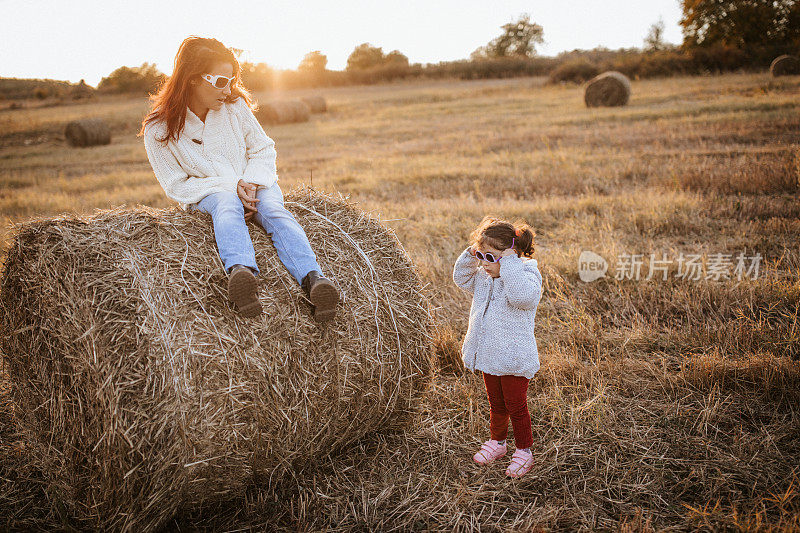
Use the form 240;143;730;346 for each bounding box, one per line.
4;0;799;100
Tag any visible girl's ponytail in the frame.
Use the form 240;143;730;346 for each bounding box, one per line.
513;222;535;258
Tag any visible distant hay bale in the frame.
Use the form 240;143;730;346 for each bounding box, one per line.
301;96;327;113
0;188;432;531
770;55;800;77
584;71;631;107
255;100;311;125
64;118;111;147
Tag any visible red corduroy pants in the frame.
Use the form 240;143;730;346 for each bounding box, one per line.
483;373;533;449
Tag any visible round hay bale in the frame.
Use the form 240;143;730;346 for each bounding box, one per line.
770;55;800;76
255;100;311;125
584;71;631;107
64;118;111;147
0;188;432;531
301;95;327;113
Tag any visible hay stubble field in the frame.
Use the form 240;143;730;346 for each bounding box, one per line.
1;73;799;530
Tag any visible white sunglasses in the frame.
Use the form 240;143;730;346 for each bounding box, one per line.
201;73;234;89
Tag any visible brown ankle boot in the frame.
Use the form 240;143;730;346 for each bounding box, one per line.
227;265;262;317
301;271;339;322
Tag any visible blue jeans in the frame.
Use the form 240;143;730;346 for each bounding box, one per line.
189;183;322;285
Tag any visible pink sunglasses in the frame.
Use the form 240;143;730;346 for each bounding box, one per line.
475;238;515;263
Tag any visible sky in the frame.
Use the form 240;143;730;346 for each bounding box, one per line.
0;0;684;87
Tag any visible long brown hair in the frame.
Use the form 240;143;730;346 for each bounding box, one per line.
139;36;254;143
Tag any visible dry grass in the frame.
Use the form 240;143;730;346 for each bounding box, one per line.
1;190;431;531
1;71;799;530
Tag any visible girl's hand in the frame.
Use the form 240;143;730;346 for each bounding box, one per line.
237;179;259;204
238;180;259;222
468;244;477;256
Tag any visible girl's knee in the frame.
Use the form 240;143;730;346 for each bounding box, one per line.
257;184;284;203
212;192;245;216
504;400;530;416
256;202;289;217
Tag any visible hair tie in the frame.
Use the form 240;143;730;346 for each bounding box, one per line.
514;228;521;237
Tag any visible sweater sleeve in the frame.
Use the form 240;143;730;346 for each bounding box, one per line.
236;99;278;189
143;123;239;205
498;255;542;310
453;248;481;294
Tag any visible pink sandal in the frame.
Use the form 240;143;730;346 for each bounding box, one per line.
505;449;534;478
473;440;507;465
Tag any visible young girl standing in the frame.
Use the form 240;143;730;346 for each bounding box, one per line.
453;216;542;478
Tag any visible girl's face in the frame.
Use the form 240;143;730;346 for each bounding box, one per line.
477;242;504;278
189;61;233;115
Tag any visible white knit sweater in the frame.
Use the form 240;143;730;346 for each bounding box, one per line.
453;248;543;379
143;97;278;210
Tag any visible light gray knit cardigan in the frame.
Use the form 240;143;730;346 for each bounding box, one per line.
453;248;543;379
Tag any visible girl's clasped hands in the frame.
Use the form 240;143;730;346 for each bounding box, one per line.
237;179;259;222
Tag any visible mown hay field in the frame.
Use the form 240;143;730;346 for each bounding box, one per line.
1;73;799;531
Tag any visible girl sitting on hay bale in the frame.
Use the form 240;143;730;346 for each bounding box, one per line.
453;216;542;479
140;36;339;321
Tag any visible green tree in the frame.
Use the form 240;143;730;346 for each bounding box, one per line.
97;62;164;94
644;17;668;51
680;0;800;49
298;51;328;73
240;62;274;91
471;14;544;59
384;50;410;68
346;43;385;70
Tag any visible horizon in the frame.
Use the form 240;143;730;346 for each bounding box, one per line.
1;0;683;87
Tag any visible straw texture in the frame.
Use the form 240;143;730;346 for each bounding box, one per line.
770;55;800;77
255;101;312;125
64;118;111;147
301;96;327;113
0;187;432;532
584;71;631;108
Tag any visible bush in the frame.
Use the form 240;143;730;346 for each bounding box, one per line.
346;43;386;71
548;59;600;84
688;44;750;73
0;78;71;101
97;63;164;95
346;63;413;84
636;50;695;77
423;56;555;80
599;45;754;79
